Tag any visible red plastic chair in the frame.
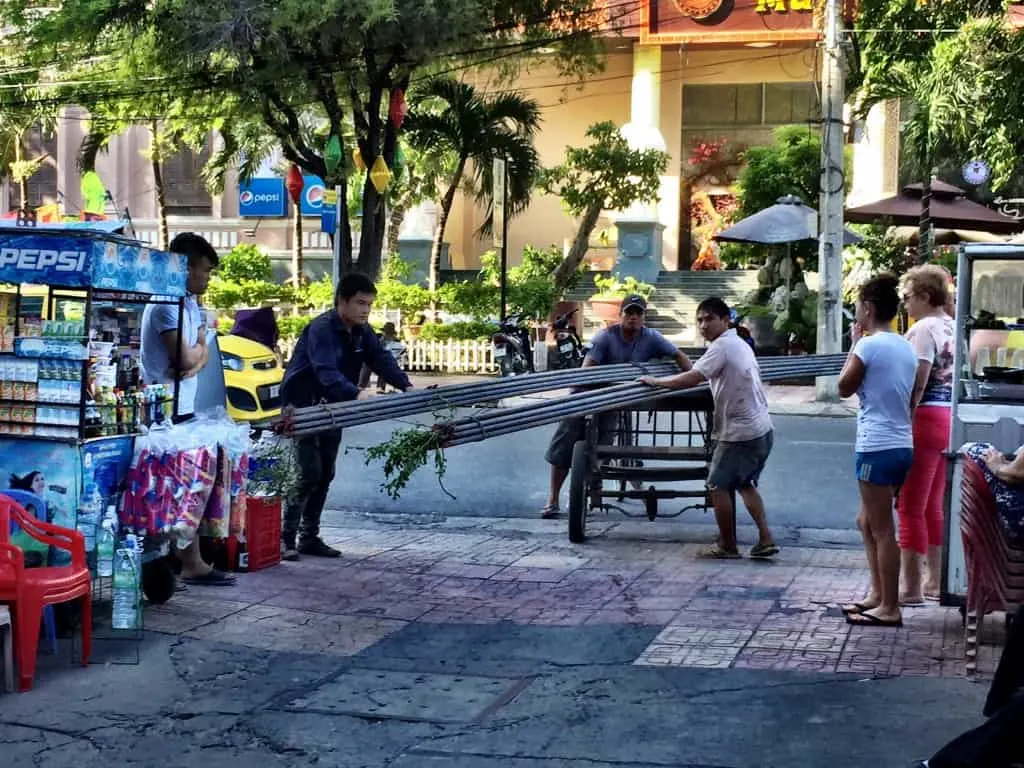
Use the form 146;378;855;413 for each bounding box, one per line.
0;496;91;691
959;459;1024;674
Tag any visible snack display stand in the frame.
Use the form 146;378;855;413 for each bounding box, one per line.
0;223;189;618
942;243;1024;605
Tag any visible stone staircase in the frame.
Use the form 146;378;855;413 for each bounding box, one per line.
565;270;761;342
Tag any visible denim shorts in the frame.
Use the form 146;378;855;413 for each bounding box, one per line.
855;448;914;487
707;431;774;492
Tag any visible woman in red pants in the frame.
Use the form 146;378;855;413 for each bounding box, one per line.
898;265;955;604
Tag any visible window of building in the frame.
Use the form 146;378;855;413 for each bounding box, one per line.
679;81;820;268
162;139;213;217
10;123;58;210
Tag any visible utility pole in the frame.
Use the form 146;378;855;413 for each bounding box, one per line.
816;0;846;402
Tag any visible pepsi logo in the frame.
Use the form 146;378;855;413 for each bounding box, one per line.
305;184;325;208
239;190;254;205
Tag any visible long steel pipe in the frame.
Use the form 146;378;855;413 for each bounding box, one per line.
439;358;845;447
280;354;839;434
285;355;846;439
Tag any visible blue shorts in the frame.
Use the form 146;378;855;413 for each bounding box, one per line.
855;448;913;487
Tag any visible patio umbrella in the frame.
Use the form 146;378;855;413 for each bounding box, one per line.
713;195;862;246
845;181;1023;235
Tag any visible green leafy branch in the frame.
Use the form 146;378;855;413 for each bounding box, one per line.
363;403;458;500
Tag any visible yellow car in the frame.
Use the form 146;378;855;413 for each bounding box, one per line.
218;334;283;423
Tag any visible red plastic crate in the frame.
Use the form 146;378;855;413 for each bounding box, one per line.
244;496;282;572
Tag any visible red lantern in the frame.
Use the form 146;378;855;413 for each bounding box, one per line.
389;89;407;129
286;164;304;205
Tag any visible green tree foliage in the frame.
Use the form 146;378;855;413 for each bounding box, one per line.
205;244;289;309
732;125;849;272
10;0;609;280
540;122;669;300
404;77;542;293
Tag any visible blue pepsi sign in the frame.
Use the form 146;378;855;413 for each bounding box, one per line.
238;178;287;218
0;230;188;295
300;175;327;216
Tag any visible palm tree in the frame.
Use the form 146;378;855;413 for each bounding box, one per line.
405;78;541;295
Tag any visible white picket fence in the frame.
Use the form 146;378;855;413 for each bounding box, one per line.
405;338;497;374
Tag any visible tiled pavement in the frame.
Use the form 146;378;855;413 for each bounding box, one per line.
143;515;1006;679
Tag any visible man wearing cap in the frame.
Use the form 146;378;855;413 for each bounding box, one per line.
539;294;691;519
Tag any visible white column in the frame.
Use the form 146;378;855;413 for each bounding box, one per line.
620;44;667;221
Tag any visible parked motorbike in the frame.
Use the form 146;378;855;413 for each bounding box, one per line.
551;308;586;369
492;314;534;376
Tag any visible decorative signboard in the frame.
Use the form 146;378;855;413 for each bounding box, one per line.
0;230;188;296
641;0;819;45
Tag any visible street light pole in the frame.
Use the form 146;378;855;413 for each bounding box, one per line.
816;0;846;402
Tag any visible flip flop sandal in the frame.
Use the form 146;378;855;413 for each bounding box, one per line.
841;601;876;615
749;543;780;559
696;543;742;559
900;596;927;606
182;569;236;587
846;611;903;628
540;504;561;520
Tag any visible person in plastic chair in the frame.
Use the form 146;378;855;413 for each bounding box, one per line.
538;294;692;519
280;274;412;560
912;603;1024;767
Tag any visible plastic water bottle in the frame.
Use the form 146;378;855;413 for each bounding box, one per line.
76;484;102;555
96;520;115;578
111;539;139;630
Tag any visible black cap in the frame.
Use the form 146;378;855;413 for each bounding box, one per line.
620;294;647;312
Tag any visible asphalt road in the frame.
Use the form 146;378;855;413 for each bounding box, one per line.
324;412;862;546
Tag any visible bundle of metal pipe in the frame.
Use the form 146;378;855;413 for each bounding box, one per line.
438;354;846;448
275;359;691;435
272;356;847;438
281;353;847;439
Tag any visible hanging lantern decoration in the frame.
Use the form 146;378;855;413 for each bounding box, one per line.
352;147;366;172
369;156;392;193
392;142;407;183
325;135;343;178
389;88;407;129
285;164;304;205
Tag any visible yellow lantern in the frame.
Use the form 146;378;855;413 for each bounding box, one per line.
369;156;392;193
353;147;366;171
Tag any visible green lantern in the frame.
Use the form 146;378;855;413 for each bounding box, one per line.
392;142;407;182
325;134;343;178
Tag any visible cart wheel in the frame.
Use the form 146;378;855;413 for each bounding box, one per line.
142;556;176;605
568;440;592;544
645;490;658;522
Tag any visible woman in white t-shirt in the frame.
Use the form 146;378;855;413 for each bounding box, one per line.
838;274;919;628
897;265;956;605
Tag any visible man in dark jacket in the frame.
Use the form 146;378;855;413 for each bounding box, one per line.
280;273;412;560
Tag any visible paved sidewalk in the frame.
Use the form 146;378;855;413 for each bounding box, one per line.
4;513;1002;768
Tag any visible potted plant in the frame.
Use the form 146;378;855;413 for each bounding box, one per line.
588;275;656;325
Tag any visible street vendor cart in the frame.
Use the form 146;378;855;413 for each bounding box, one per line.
567;388;715;543
0;222;190;612
943;243;1024;609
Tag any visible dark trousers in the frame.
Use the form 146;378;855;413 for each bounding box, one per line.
930;604;1024;768
282;429;342;545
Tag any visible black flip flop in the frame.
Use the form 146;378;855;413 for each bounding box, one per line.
182;569;236;587
841;602;873;615
846;611;903;628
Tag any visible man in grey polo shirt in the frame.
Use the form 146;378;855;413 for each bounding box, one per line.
540;294;691;518
639;297;779;559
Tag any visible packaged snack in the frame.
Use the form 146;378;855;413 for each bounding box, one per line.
11;381;24;400
24;382;36;402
